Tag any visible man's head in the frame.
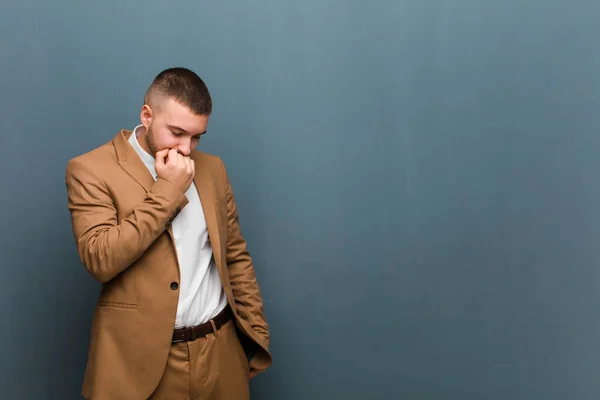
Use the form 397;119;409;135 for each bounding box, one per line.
139;67;212;157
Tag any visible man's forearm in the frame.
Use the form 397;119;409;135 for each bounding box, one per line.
66;159;188;283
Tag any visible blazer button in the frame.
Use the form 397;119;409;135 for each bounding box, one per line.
170;282;179;290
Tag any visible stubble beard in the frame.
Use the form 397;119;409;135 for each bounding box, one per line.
145;125;160;157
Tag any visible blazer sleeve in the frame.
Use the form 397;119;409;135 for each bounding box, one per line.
65;157;189;283
220;159;270;344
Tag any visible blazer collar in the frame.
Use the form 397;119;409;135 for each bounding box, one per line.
113;129;155;192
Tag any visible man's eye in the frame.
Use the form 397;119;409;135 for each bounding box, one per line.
172;131;181;136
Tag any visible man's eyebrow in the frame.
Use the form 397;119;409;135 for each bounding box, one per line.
167;124;207;136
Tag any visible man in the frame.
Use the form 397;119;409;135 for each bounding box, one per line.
65;67;271;399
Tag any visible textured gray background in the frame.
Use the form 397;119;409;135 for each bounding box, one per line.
2;1;600;398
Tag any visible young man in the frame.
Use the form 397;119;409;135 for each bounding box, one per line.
65;67;271;399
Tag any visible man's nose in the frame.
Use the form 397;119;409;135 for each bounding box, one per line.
178;138;192;156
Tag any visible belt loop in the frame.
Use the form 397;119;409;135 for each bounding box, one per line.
210;319;218;337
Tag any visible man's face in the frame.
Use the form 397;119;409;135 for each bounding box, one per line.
139;97;209;157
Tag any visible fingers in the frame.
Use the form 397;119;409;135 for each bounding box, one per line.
167;149;179;165
166;150;186;171
155;149;170;167
162;149;194;178
174;153;193;176
249;368;261;379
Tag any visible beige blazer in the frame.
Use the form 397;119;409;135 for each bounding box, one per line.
65;129;271;400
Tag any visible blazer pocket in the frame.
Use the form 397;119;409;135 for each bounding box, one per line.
97;301;137;309
97;267;137;307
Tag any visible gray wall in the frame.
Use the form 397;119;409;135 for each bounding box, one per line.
2;0;600;399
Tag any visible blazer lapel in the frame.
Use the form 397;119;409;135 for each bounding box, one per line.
191;152;224;272
113;129;155;192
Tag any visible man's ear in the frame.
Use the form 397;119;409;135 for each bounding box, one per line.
140;104;153;128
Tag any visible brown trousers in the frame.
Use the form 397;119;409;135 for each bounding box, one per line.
150;320;251;399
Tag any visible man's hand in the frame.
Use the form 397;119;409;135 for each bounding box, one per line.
249;368;262;380
155;149;195;193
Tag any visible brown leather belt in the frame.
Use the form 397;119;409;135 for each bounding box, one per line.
172;305;233;343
